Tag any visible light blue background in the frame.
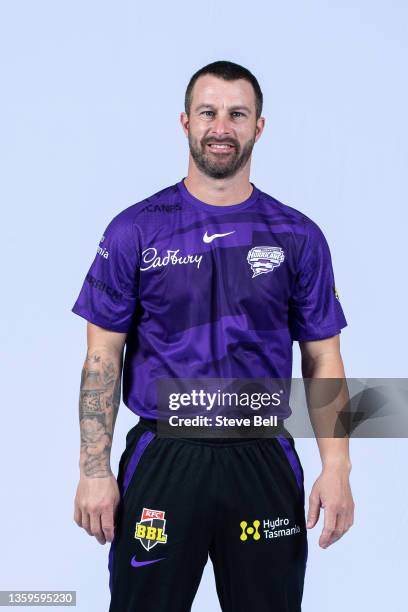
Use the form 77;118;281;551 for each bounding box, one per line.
1;1;407;610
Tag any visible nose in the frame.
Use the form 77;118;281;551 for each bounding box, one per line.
210;114;233;137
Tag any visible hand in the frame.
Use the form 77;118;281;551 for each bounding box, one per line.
74;474;120;545
306;462;354;548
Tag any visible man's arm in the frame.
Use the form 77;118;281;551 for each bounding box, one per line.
79;322;126;477
74;322;127;544
299;335;354;548
300;334;351;467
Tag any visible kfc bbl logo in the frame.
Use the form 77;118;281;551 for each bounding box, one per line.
134;508;168;551
247;246;285;278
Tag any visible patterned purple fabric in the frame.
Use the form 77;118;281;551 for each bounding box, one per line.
276;435;303;491
122;430;155;496
72;178;347;420
109;429;155;593
108;540;115;594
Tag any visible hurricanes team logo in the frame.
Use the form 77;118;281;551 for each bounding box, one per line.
134;508;168;551
247;246;285;278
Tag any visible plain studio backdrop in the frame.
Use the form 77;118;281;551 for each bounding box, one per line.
1;1;407;610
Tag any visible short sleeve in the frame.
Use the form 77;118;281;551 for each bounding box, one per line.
71;213;140;333
288;221;347;341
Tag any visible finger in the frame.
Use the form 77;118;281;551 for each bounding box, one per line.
344;507;354;531
320;506;337;548
81;511;93;536
307;493;321;528
101;510;115;543
74;505;82;526
337;503;354;535
330;510;347;545
90;512;106;545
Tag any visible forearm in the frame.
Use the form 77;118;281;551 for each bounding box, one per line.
302;349;351;471
78;346;123;478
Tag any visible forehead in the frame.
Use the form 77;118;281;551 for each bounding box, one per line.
191;74;256;110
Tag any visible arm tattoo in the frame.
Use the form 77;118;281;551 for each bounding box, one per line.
79;350;122;478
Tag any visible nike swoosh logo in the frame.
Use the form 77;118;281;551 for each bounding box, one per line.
203;231;235;244
130;556;165;568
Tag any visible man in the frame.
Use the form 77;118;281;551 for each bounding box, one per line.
72;60;354;611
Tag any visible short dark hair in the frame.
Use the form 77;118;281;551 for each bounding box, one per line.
185;60;263;120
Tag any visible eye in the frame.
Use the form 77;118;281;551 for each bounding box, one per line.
231;111;245;118
200;110;215;117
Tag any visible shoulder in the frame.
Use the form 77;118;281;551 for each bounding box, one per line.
257;188;328;244
110;182;180;223
103;182;180;235
257;189;319;230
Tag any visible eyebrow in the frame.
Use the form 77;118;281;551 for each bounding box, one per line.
195;103;252;114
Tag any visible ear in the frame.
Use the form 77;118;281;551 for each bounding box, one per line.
180;111;189;137
255;116;265;142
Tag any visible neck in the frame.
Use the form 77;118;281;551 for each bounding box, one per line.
184;162;253;206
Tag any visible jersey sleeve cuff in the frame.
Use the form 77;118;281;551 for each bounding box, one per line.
291;320;348;342
71;304;131;333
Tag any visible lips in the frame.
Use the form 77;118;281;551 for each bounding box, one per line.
206;142;235;153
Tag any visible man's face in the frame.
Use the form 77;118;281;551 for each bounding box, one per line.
182;75;264;179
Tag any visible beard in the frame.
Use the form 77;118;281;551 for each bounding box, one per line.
188;131;256;179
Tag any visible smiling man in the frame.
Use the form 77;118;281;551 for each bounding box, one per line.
72;60;354;612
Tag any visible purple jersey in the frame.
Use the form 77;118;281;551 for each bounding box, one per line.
72;178;347;419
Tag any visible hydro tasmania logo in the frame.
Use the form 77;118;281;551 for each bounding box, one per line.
134;508;168;551
96;235;109;259
247;246;284;278
240;516;301;541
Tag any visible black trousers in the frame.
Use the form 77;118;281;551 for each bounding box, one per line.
108;418;308;611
